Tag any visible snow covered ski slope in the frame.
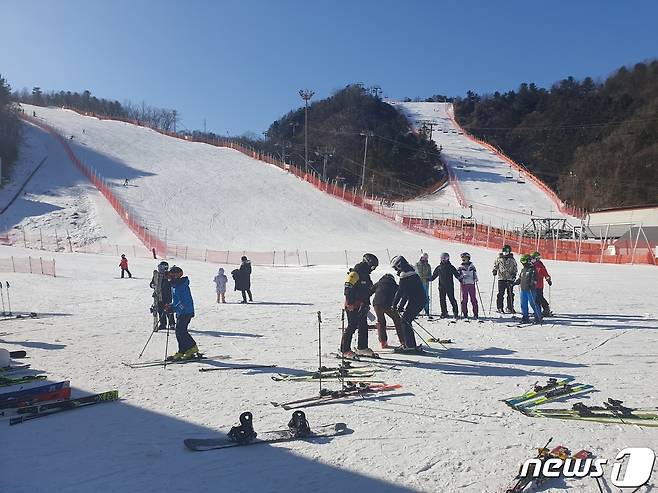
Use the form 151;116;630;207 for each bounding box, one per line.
17;104;451;252
390;101;575;228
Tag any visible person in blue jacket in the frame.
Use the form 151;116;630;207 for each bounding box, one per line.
165;266;200;360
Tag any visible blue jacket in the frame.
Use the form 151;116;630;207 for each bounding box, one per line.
171;277;195;316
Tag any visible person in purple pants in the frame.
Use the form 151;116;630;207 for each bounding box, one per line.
457;252;479;319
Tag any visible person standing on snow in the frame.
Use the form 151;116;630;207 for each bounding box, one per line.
119;254;132;278
391;255;426;353
457;252;479;319
514;255;542;324
213;267;228;304
530;251;552;317
371;273;404;349
165;266;200;360
493;245;518;314
415;253;433;319
238;256;253;303
150;261;174;331
340;253;379;358
429;252;461;319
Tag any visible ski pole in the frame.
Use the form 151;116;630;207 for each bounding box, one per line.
164;312;172;368
489;273;496;313
475;281;486;318
138;304;160;359
0;283;5;316
317;311;322;394
5;281;11;316
411;318;450;351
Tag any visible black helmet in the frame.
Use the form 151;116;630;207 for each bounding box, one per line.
362;253;379;271
168;265;183;278
241;256;248;262
157;261;169;273
390;255;407;272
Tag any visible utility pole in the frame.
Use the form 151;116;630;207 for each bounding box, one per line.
203;118;206;134
417;119;437;138
299;89;314;174
172;110;177;133
315;147;335;182
360;131;373;189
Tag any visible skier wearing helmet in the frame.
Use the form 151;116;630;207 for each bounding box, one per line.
492;245;518;314
530;251;552;316
429;252;461;319
150;261;174;331
391;255;426;353
340;253;378;358
415;253;433;319
514;255;542;324
457;252;479;319
165;265;200;360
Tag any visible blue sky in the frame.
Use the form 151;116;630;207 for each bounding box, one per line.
1;0;656;135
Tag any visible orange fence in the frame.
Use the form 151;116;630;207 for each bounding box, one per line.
18;107;655;266
0;256;56;277
447;106;585;218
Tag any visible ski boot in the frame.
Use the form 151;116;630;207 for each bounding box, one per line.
380;341;390;349
166;351;183;362
228;411;257;444
542;310;553;318
439;313;449;319
288;410;311;438
341;350;357;360
520;316;530;324
355;348;377;357
181;345;202;360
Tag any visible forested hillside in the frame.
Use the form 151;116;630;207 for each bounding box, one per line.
454;60;658;210
0;75;22;180
260;85;444;198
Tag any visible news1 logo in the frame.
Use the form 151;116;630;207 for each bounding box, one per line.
520;447;655;488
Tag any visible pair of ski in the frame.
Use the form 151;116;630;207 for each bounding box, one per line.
528;398;658;427
504;377;595;410
271;366;381;382
0;374;46;388
271;382;402;410
8;390;119;425
184;410;350;451
123;354;276;371
506;438;594;492
0;380;70;409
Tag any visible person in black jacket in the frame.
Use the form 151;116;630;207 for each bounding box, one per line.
149;261;174;330
371;273;404;349
340;253;379;358
429;252;461;319
238;256;253;303
391;255;426;353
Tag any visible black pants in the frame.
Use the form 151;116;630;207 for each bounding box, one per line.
438;285;458;316
535;288;550;313
121;268;132;278
340;304;369;352
496;280;514;311
175;313;197;353
400;299;423;348
156;302;175;329
241;289;253;302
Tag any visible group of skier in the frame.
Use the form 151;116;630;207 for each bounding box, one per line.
340;246;554;357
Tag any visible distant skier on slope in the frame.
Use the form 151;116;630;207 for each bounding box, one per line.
457;252;478;319
415;253;433;319
119;254;132;278
340;253;379;358
150;261;174;330
493;245;518;314
429;252;461;319
391;255;426;353
213;267;228;304
371;273;404;349
530;251;552;317
514;255;542;324
238;256;253;303
164;266;201;360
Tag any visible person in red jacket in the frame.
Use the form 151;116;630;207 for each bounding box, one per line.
531;251;552;316
119;254;132;279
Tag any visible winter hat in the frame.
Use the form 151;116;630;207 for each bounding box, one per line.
241;256;248;261
169;265;184;278
420;253;429;262
440;252;450;262
218;267;224;274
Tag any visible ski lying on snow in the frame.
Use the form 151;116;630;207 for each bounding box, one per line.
503;377;576;407
0;381;70;406
517;384;595;409
271;383;402;410
9;350;27;359
199;364;277;372
121;354;231;368
0;387;72;415
0;364;31;374
9;390;119;425
0;374;46;388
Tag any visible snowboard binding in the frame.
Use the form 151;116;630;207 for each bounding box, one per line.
228;411;257;444
288;410;311;438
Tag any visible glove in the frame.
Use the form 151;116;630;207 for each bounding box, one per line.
492;270;497;276
164;304;173;313
547;279;552;286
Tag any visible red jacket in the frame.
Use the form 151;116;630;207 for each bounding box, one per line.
120;257;129;269
533;260;550;289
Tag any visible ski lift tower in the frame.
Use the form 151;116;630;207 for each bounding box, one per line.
523;217;576;239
